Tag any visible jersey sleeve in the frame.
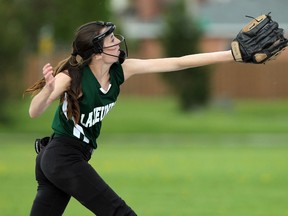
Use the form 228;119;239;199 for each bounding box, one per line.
110;62;125;86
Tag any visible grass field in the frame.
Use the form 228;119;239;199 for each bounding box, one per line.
1;97;288;215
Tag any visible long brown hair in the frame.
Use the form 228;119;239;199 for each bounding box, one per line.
25;21;106;123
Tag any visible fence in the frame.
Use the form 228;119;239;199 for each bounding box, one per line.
24;50;288;100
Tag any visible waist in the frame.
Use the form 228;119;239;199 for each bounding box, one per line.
52;133;94;156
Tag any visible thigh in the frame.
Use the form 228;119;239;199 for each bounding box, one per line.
41;138;137;216
30;183;71;216
66;162;136;216
30;152;71;216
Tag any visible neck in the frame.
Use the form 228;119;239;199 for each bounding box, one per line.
89;61;111;90
89;60;110;77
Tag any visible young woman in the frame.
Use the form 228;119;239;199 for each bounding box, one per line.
26;21;233;216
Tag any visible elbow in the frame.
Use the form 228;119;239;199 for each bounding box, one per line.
29;109;37;118
29;107;40;118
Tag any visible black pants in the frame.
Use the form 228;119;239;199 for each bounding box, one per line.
30;135;136;216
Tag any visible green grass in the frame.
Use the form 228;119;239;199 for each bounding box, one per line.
1;97;288;215
1;134;288;216
2;96;288;134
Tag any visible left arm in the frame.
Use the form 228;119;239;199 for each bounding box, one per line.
122;50;233;80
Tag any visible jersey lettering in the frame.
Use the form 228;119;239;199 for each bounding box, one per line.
80;102;115;128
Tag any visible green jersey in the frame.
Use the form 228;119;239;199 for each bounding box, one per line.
51;62;124;148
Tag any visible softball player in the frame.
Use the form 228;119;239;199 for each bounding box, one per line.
26;21;233;215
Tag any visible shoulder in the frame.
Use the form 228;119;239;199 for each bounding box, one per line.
55;70;71;90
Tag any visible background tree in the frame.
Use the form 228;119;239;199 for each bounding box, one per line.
161;0;211;111
0;0;110;123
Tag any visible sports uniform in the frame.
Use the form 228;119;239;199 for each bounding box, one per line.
27;16;288;216
30;63;137;216
51;62;123;148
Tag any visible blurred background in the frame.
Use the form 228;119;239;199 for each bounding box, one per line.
1;0;288;114
1;0;288;215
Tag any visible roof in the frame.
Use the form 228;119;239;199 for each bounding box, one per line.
198;0;288;38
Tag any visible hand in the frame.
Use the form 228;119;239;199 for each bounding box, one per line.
43;63;55;91
231;14;288;64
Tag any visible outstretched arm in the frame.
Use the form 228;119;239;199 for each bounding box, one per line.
29;63;71;118
122;50;233;80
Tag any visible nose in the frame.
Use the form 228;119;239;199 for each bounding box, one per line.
115;37;121;45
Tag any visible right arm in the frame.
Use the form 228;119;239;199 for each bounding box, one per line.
29;63;71;118
122;50;233;80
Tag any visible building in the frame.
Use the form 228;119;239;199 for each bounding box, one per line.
25;0;288;100
111;0;288;99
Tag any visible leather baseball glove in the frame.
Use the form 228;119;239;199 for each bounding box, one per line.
231;13;288;64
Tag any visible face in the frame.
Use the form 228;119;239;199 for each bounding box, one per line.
101;32;122;62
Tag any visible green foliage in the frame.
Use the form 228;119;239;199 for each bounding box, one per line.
0;1;26;100
161;0;211;111
12;0;111;50
0;0;111;122
0;0;111;90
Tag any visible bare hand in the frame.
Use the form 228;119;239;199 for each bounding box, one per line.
43;63;55;91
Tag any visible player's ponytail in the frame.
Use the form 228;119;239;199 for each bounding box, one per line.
25;21;106;124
